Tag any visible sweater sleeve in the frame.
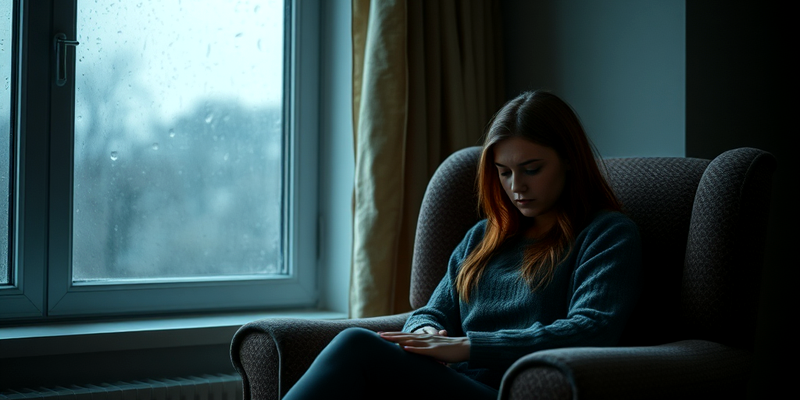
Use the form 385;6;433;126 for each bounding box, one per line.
466;213;642;370
403;221;487;335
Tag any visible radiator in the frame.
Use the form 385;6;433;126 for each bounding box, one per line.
0;373;242;400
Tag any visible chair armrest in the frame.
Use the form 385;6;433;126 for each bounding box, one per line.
500;340;753;400
230;313;410;400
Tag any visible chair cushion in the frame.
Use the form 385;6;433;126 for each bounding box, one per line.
603;156;708;345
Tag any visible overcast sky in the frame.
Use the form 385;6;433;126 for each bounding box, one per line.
75;0;284;124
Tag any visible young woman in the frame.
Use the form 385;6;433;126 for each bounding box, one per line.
283;90;642;400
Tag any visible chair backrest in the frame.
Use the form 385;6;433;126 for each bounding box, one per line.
410;147;482;309
410;146;775;349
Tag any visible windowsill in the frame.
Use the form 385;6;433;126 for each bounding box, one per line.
0;308;347;359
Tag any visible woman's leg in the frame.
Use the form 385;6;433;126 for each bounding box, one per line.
282;327;498;400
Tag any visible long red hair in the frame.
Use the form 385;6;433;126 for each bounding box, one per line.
456;91;622;301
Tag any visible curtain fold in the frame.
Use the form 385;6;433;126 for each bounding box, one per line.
351;0;505;318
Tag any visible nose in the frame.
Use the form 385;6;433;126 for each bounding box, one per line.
511;174;526;193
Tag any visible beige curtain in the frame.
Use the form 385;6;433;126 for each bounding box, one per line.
351;0;505;318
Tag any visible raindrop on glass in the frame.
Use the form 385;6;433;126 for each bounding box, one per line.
110;151;119;161
152;143;159;150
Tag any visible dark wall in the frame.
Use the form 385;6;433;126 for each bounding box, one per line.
501;0;686;158
686;1;795;397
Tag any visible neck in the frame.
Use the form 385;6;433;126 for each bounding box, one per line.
522;213;556;239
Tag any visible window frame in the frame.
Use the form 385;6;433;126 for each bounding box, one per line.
0;0;321;321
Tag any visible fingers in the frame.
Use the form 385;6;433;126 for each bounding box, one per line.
377;333;470;363
378;332;445;350
378;331;427;343
398;345;432;355
378;332;463;348
380;331;435;338
378;331;411;339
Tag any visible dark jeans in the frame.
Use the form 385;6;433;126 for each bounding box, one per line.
282;327;499;400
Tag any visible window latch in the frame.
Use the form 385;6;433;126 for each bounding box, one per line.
54;33;80;87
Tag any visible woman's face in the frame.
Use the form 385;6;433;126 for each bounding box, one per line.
492;136;568;224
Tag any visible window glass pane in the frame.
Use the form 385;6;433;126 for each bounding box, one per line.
72;0;285;282
1;0;11;285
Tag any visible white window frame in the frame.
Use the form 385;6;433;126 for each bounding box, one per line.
0;0;321;320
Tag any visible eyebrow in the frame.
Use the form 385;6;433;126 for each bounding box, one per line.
495;159;541;168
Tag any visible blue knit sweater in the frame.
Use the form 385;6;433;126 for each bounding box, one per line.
403;211;642;388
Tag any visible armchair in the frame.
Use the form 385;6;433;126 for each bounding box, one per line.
230;146;775;399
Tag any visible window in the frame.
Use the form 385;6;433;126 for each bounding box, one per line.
1;0;11;287
0;0;321;320
71;1;285;282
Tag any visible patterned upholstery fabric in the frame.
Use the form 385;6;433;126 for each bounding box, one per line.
681;148;775;348
230;147;775;399
603;156;710;347
231;314;409;399
501;340;752;400
410;147;483;309
506;366;572;400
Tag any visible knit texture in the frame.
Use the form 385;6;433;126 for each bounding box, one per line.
403;211;641;387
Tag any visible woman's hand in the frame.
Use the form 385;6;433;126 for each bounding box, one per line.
378;331;470;363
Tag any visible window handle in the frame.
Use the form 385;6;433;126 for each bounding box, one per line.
54;33;80;87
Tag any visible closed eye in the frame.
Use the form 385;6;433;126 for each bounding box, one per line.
525;168;541;175
496;166;512;177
